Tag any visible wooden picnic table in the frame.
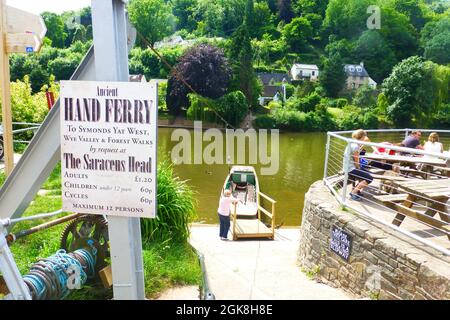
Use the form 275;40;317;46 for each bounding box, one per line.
388;179;450;240
362;153;447;166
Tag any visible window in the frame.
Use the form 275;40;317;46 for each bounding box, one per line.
349;66;355;72
356;66;362;73
312;71;315;76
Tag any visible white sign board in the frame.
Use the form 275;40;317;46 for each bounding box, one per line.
60;81;157;218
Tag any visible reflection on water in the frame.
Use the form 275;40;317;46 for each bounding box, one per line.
157;128;327;226
157;129;450;226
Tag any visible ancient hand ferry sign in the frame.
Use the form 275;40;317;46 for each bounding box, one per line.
60;81;157;218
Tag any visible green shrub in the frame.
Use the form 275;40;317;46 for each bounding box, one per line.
141;162;196;243
187;91;248;127
288;92;321;112
253;114;276;129
267;100;282;109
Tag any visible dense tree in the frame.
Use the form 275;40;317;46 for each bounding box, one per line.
277;0;295;23
41;12;68;48
192;0;246;37
421;17;450;64
322;0;372;40
253;1;277;38
229;24;261;106
353;84;378;108
382;56;436;126
379;5;419;61
392;0;429;31
353;31;397;83
166;44;232;115
324;37;354;63
293;0;329;17
282;17;313;52
170;0;197;31
128;0;176;44
320;53;346;98
424;32;450;64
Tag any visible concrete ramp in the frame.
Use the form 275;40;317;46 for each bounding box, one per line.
189;225;352;300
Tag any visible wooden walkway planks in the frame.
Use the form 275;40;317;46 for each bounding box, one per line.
232;219;274;240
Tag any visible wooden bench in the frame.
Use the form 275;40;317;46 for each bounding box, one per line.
374;194;409;210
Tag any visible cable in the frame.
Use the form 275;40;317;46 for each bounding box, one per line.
22;247;97;300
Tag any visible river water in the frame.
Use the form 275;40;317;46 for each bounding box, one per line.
157;128;327;226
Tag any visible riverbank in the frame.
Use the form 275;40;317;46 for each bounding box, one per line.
189;224;352;300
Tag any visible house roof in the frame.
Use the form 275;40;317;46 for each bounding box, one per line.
262;85;282;97
257;73;290;85
344;64;369;77
292;64;319;70
129;74;147;82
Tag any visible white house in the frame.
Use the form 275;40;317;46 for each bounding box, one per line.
290;64;319;81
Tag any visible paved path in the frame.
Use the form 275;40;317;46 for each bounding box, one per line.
189;225;352;300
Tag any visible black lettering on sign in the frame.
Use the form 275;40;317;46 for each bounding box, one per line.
330;225;352;261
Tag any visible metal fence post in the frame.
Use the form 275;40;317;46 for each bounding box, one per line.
91;0;145;300
323;133;331;184
341;140;352;206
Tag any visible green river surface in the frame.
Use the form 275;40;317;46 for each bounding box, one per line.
157;128;327;226
156;128;447;226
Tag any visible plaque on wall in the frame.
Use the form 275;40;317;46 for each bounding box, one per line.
330;225;352;261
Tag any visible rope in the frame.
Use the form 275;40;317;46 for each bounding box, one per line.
23;246;97;300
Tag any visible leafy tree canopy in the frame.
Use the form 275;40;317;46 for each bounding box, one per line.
129;0;176;44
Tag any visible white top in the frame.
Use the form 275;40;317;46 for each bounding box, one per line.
343;143;360;172
423;141;443;158
217;196;237;216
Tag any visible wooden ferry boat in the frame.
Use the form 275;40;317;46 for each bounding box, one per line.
222;166;276;240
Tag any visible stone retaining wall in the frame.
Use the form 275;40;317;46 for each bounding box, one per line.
298;181;450;300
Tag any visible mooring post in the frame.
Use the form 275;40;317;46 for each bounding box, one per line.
91;0;145;300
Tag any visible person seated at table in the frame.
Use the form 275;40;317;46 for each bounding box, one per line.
359;136;400;174
400;130;424;155
423;132;444;157
345;129;373;201
420;132;444;175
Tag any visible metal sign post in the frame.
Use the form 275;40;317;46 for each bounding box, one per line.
0;1;46;176
91;0;145;300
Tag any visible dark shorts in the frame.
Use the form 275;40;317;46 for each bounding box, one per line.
370;160;393;171
349;169;373;184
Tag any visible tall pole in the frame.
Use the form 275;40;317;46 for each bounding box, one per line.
91;0;145;300
0;0;14;176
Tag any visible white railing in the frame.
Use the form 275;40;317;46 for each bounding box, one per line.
324;129;450;256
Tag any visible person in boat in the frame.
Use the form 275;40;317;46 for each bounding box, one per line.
345;129;373;201
217;189;242;241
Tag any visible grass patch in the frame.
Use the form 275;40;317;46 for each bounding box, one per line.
2;162;201;300
142;240;202;299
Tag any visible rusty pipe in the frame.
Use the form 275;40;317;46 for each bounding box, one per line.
6;213;82;244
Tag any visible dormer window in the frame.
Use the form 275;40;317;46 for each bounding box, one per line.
349;66;355;72
356;66;362;73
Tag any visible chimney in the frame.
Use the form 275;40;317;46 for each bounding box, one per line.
360;61;364;67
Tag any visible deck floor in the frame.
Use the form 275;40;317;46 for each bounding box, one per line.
342;181;450;252
232;219;273;239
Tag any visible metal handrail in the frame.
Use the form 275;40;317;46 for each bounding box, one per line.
323;128;450;256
